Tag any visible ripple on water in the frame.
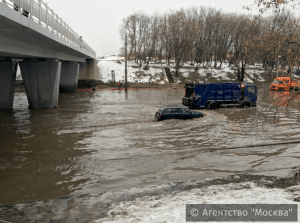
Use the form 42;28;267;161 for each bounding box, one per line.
1;89;300;204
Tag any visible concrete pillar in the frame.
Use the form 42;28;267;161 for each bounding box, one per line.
19;60;61;109
79;60;100;79
59;62;79;93
0;60;17;109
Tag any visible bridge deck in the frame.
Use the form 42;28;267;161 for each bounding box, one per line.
0;2;96;62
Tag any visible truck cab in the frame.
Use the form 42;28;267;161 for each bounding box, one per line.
270;77;292;91
183;82;257;110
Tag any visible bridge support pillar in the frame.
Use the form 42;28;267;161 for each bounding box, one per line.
0;60;17;109
59;62;79;93
19;60;61;109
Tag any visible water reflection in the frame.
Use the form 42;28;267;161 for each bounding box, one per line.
269;90;300;109
0;93;97;204
258;90;300;125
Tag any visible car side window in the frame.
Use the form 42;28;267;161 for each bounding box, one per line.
172;108;182;114
182;109;191;114
163;108;172;113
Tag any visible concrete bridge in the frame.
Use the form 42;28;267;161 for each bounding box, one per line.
0;0;96;109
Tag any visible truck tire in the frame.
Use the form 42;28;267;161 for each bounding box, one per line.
208;103;219;110
243;102;251;108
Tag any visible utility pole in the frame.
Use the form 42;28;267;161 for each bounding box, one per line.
125;21;129;93
277;55;281;77
277;39;280;78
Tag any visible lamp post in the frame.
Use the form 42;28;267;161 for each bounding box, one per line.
125;21;129;93
277;55;281;77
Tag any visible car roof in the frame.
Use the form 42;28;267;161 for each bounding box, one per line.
193;82;241;85
160;105;189;109
193;82;256;87
274;77;290;80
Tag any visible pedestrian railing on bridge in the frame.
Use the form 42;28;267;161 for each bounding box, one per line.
1;0;95;56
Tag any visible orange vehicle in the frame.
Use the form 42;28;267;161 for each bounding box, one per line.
270;77;293;91
293;78;300;90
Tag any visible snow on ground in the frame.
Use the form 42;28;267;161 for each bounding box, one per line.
101;55;123;61
208;68;232;81
16;64;22;80
96;182;300;223
97;59;167;84
98;56;268;84
292;73;300;78
247;70;266;82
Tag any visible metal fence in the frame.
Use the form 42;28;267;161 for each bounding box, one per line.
1;0;95;57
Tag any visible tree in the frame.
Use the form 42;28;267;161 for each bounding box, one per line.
120;5;300;81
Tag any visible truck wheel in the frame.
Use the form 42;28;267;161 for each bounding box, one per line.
209;104;219;110
243;103;250;108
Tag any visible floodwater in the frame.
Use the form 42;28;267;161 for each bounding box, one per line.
0;89;300;205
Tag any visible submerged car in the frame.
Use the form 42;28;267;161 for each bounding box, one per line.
155;105;203;121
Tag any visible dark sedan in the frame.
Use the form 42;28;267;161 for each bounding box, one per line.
155;105;203;121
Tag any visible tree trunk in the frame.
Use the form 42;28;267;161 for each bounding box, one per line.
237;68;241;80
220;60;223;68
164;67;174;83
175;63;180;76
241;66;245;81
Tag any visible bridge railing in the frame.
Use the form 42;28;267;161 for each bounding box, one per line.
1;0;96;57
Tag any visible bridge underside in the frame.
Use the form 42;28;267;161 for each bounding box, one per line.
0;3;96;109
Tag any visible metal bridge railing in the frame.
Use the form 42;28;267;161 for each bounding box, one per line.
1;0;95;57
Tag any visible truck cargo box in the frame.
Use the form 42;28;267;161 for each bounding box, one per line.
183;82;257;110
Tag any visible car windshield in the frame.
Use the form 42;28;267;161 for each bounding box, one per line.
272;80;279;84
158;108;164;113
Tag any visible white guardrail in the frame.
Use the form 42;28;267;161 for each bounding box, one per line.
1;0;95;56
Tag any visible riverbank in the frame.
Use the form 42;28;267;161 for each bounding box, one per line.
15;58;274;91
1;171;299;222
14;79;184;92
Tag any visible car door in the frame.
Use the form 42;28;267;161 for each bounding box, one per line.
182;108;192;119
179;108;184;119
163;108;173;120
172;108;183;119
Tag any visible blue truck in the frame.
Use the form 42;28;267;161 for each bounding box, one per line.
182;82;257;110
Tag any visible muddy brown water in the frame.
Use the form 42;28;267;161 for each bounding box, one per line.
0;89;300;205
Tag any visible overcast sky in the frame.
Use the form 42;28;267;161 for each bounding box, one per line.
46;0;256;57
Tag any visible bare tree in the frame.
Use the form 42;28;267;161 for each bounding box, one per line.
120;5;300;81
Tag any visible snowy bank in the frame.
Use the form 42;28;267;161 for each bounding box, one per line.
98;181;300;223
1;174;300;222
97;59;167;84
97;56;268;85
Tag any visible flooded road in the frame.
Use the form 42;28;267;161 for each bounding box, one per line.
0;89;300;205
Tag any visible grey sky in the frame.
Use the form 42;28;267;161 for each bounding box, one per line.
46;0;256;57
